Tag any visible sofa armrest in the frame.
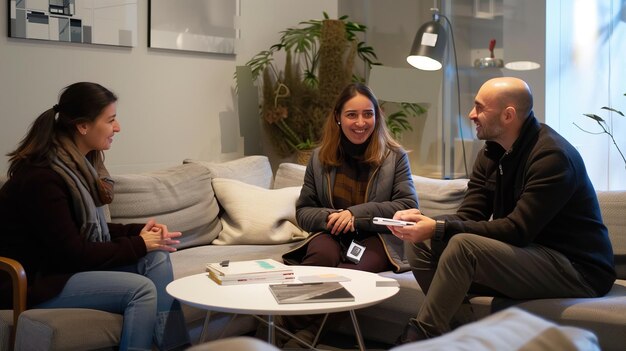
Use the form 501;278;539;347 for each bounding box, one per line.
0;256;27;345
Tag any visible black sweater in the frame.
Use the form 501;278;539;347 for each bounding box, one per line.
0;165;146;307
437;114;615;295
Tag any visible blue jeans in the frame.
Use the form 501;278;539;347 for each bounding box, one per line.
36;251;189;350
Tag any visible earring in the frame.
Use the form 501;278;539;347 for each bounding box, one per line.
337;121;341;125
81;131;86;135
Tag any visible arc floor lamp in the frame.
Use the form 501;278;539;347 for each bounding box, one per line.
407;7;469;179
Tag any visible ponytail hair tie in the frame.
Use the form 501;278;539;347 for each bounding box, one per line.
53;104;59;112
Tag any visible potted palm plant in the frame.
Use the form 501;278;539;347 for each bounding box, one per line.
240;13;424;163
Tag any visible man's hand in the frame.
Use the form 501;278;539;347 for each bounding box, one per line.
388;209;436;243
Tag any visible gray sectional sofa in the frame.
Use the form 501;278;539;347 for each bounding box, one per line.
2;155;626;350
103;155;626;350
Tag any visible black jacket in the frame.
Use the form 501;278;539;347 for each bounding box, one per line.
437;114;615;295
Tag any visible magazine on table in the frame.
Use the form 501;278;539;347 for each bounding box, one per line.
206;258;294;285
208;270;295;285
206;258;293;278
297;273;350;283
269;282;355;304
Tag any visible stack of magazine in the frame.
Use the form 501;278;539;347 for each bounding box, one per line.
206;258;295;285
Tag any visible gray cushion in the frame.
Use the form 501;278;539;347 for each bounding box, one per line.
596;192;626;253
412;175;468;217
184;156;274;189
110;163;221;249
597;191;626;276
391;307;599;351
273;163;306;189
469;279;626;351
188;336;280;351
0;310;11;351
15;309;122;350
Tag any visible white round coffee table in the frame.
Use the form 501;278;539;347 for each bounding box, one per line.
167;265;399;350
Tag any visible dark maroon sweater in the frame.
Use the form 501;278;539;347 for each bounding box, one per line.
0;165;146;307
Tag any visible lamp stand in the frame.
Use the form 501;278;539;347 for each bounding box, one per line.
439;12;469;179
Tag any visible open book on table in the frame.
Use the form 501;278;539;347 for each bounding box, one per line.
269;282;355;304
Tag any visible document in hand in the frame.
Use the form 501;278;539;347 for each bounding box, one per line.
269;282;355;304
206;258;295;285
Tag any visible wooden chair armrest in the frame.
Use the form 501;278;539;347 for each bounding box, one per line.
0;257;27;327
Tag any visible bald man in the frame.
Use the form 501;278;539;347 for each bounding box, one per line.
391;77;615;343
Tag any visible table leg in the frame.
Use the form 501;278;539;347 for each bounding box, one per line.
311;313;329;347
199;311;212;342
200;311;238;343
267;315;275;345
350;310;366;351
254;314;323;349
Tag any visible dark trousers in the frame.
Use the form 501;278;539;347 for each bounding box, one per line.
278;233;392;342
301;233;391;272
407;233;597;336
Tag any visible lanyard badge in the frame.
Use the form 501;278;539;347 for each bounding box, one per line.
346;240;366;264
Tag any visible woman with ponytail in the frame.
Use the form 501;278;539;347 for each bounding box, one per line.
0;82;189;350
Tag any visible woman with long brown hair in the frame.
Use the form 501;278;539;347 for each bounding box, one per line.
277;83;418;346
284;82;418;272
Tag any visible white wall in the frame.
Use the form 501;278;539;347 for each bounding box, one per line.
546;0;626;190
0;0;337;175
4;1;621;189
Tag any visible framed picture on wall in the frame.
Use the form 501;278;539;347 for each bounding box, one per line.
8;0;138;47
148;0;237;55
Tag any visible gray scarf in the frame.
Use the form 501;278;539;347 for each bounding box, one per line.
51;136;113;242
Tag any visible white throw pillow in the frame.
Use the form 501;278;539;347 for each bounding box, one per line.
211;178;308;245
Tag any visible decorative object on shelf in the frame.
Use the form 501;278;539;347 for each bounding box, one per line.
575;93;626;171
8;0;137;47
239;13;424;157
504;59;541;71
474;39;504;68
148;0;237;54
406;7;469;179
474;0;502;19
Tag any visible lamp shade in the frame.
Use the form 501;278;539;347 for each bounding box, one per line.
406;19;447;71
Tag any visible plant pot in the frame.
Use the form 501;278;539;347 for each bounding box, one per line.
295;149;313;166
